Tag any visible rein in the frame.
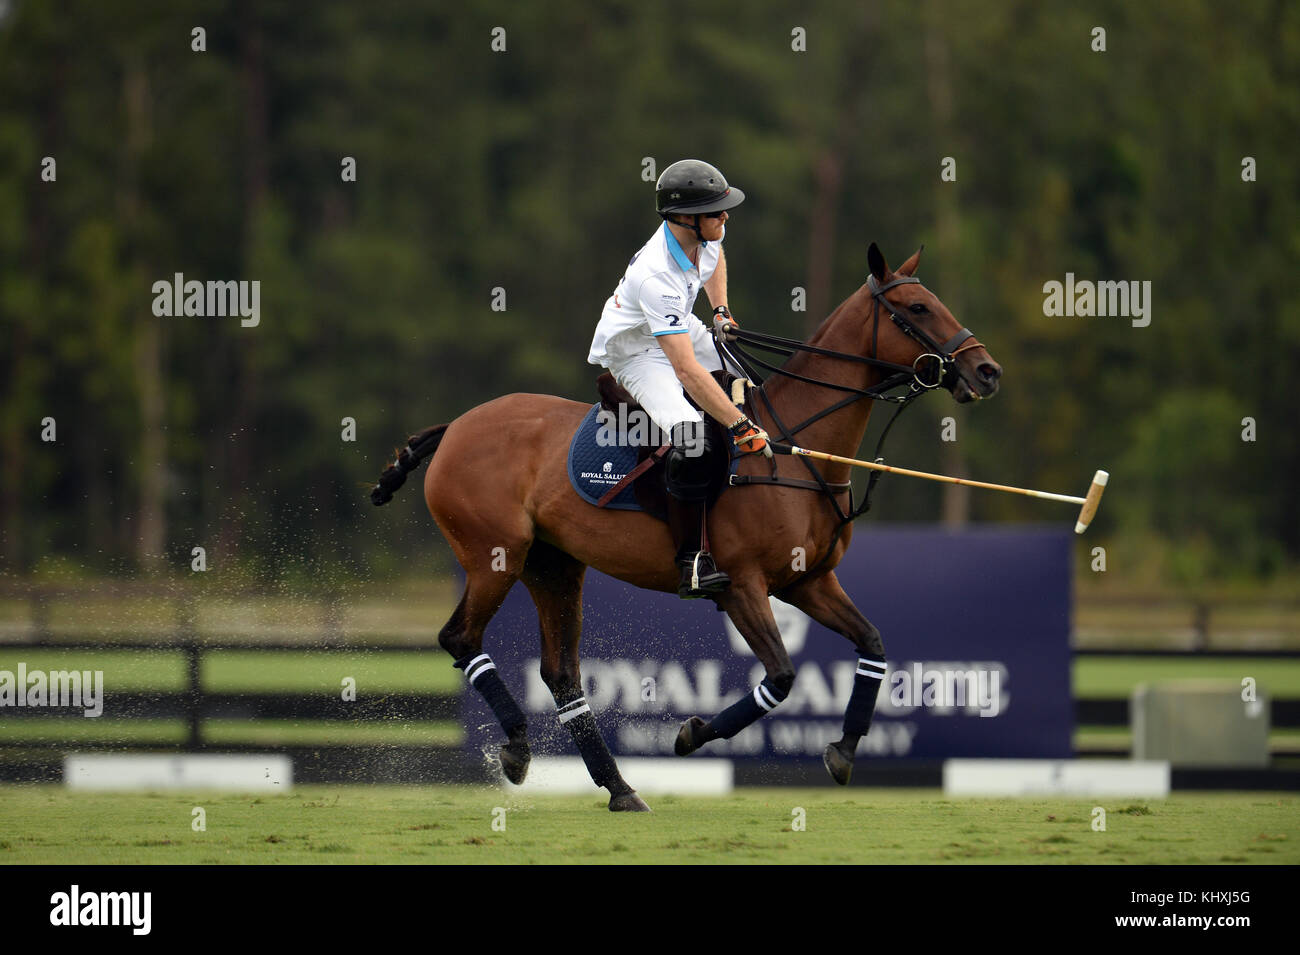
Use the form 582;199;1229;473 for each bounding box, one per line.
715;274;985;573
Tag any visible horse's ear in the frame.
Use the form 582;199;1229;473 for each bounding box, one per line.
867;242;889;282
896;244;924;277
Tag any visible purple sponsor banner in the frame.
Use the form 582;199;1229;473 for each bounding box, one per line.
461;526;1071;761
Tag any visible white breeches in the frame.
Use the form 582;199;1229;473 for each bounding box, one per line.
602;319;727;435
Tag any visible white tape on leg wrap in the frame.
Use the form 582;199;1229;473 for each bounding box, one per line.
557;697;592;724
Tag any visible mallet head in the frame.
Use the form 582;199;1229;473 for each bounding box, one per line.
1074;470;1109;534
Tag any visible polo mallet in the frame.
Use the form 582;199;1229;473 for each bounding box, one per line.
779;445;1109;534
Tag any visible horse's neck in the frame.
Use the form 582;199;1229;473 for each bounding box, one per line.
761;288;882;481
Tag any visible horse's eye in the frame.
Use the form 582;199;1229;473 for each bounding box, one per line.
909;303;927;314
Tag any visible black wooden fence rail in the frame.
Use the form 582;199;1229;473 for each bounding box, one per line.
0;641;457;751
1;641;1296;764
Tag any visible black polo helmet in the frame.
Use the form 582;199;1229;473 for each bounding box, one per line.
655;160;745;216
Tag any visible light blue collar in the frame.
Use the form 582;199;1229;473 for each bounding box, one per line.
662;221;697;272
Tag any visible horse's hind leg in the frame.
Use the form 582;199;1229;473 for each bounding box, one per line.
674;580;796;756
522;541;650;812
777;571;886;785
439;566;532;784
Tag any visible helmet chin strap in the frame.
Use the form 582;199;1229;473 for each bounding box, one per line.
664;212;708;245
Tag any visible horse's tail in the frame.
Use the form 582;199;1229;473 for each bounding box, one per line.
370;424;449;506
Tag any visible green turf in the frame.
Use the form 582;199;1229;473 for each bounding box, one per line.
0;650;188;691
203;651;458;693
1072;657;1300;698
1074;726;1300;753
201;720;462;746
0;649;459;694
0;785;1295;864
0;719;461;746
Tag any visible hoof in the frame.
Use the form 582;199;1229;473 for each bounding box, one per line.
609;791;652;812
675;716;708;757
823;741;854;786
499;740;531;785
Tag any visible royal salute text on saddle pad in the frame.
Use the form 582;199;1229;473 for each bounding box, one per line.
566;403;644;510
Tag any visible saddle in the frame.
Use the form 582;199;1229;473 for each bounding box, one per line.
593;371;737;521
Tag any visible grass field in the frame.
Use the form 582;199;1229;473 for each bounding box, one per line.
0;785;1296;864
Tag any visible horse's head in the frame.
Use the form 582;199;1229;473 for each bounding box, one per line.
865;243;1001;403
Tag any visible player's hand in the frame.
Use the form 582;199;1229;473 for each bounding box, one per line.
730;416;771;457
713;305;738;336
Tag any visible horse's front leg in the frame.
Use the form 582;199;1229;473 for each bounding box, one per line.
675;580;795;756
776;570;886;784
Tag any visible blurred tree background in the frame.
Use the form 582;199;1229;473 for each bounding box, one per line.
1;0;1296;592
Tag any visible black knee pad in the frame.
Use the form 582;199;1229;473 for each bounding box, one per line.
666;422;713;501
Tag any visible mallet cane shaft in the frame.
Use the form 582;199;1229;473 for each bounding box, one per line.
780;444;1109;534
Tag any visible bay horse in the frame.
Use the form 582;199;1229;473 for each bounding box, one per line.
372;243;1001;811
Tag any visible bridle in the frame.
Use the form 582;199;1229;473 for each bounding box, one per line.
714;272;988;573
865;274;984;392
715;273;987;437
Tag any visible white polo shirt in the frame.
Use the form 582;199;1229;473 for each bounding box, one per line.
587;222;723;366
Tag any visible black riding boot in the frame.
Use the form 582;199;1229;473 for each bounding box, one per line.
665;422;730;599
667;495;730;597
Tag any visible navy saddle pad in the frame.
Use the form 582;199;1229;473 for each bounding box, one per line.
566;403;645;510
567;403;740;511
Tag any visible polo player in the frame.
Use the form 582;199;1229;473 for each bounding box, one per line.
587;159;769;597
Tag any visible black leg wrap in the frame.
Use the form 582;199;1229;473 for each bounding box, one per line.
710;677;787;739
456;653;526;736
555;692;623;790
844;655;887;739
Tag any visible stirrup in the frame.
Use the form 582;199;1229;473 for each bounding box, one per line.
677;551;730;598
